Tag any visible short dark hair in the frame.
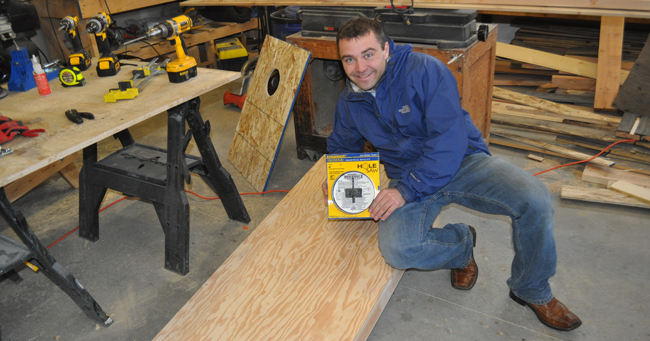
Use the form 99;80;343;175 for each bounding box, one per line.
336;17;388;48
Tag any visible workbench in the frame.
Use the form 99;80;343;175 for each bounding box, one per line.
0;60;249;325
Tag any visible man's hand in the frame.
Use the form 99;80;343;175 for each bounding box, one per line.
322;179;328;206
368;188;406;221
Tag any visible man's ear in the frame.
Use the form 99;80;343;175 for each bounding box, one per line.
384;41;390;59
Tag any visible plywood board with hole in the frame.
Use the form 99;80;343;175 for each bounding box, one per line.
229;133;272;190
245;37;311;124
229;36;310;191
153;157;403;341
235;104;285;161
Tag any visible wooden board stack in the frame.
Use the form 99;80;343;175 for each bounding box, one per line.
492;38;650;211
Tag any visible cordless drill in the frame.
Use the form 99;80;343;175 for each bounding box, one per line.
59;15;91;71
86;12;120;77
126;9;199;83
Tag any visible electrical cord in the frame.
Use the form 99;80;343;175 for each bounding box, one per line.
45;189;290;250
45;0;67;61
390;0;414;25
26;37;50;64
532;139;637;176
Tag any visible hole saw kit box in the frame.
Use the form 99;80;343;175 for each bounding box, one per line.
327;153;380;219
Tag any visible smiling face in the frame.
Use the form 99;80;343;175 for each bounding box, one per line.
338;32;390;91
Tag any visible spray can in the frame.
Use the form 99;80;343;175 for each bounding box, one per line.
32;55;52;96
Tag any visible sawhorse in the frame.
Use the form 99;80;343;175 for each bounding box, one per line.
78;97;250;275
0;188;113;326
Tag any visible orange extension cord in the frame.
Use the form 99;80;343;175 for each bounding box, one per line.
45;189;289;249
532;139;636;176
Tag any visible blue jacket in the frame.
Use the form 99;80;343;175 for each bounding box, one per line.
327;40;490;203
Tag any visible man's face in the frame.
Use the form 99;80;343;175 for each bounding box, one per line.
338;32;390;91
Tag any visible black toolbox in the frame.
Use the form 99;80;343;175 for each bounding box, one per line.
300;6;480;49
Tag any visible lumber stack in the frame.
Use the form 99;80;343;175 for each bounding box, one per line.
510;20;647;62
491;40;650;210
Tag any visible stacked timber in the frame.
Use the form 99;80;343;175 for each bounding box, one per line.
491;42;650;210
510;19;647;62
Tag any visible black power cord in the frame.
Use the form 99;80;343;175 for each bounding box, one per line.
390;0;414;25
45;0;67;61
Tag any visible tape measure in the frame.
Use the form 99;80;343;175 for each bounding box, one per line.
59;67;86;87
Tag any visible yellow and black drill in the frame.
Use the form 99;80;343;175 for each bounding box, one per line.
86;12;120;77
125;8;200;83
59;15;91;71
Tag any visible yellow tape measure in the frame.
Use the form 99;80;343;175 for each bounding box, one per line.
59;67;86;87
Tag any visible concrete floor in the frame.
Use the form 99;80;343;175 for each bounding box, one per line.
1;80;649;341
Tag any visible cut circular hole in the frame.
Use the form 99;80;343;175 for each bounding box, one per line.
267;69;280;96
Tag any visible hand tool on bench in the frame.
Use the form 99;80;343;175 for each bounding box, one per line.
86;12;120;77
59;15;91;71
103;59;169;102
0;116;46;143
124;8;202;83
65;109;94;124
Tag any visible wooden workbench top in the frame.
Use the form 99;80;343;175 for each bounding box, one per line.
0;61;239;188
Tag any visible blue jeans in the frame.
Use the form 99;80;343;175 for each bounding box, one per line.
378;152;556;305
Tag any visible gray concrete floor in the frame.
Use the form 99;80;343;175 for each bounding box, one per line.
1;81;649;341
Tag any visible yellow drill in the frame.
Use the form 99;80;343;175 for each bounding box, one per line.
86;12;120;77
126;9;200;83
59;15;92;71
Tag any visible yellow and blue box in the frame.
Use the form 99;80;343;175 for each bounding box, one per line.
326;153;380;219
215;37;249;71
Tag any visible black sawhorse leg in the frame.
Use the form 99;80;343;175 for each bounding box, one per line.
0;188;113;326
78;97;250;275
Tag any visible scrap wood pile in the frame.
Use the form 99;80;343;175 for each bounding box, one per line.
509;19;646;62
490;26;650;209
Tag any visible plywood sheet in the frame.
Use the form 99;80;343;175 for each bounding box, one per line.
229;36;310;191
153;157;402;341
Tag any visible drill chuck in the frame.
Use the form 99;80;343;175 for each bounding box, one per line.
145;24;168;40
59;17;74;32
86;19;102;34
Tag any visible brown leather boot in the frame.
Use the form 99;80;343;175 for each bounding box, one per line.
451;225;478;290
510;291;582;331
